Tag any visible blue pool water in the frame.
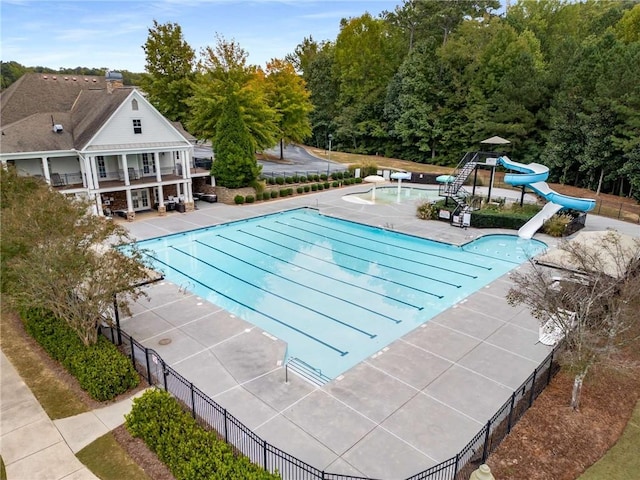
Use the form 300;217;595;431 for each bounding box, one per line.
133;208;547;379
343;186;443;205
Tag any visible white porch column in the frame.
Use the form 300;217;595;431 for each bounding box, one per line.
41;157;51;184
154;152;162;182
121;154;130;185
83;156;96;190
125;189;133;213
180;150;188;179
91;192;103;216
185;181;193;203
89;156;100;189
157;185;165;207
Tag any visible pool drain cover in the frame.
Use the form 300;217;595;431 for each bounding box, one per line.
158;338;172;345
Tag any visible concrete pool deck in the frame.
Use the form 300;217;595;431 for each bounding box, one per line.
119;184;639;479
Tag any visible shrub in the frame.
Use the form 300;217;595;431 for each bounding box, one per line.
304;185;310;192
22;308;139;401
416;202;438;220
270;190;279;198
311;184;318;191
125;389;280;480
266;177;275;185
234;195;245;205
299;175;306;183
317;183;324;191
332;172;344;180
320;174;328;181
324;182;331;189
312;174;320;181
296;187;304;194
543;213;572;237
292;175;300;183
263;192;271;201
275;177;285;185
126;389;280;480
245;195;255;204
69;340;139;401
279;188;288;197
355;177;363;184
332;181;340;188
285;176;293;184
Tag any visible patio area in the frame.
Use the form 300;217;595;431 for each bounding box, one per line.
117;183;637;479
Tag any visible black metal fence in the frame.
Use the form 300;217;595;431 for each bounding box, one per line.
103;325;560;480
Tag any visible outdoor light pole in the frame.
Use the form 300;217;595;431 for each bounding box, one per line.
327;134;333;177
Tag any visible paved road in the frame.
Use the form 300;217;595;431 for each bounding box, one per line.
193;142;347;177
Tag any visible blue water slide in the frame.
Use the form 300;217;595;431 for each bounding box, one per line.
496;156;596;239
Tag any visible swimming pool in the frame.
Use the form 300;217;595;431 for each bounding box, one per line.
343;186;443;205
133;208;547;379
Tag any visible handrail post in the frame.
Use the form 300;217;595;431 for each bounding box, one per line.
145;348;151;385
507;392;516;433
529;368;538;407
481;420;491;462
191;383;196;419
547;350;555;385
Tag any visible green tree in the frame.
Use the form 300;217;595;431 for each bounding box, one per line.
212;93;261;188
188;35;278;150
299;42;339;149
333;13;404;154
263;59;313;159
507;232;640;410
0;168;153;345
0;60;29;89
141;20;195;123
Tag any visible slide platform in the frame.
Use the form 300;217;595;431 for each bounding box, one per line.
497;156;596;239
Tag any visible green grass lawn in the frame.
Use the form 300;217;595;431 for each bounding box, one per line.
579;401;640;480
0;310;87;419
0;309;151;480
77;433;152;480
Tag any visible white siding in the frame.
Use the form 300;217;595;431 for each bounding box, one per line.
89;92;189;148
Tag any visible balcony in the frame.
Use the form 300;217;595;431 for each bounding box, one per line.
50;165;211;191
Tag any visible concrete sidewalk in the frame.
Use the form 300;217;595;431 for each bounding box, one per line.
0;350;146;480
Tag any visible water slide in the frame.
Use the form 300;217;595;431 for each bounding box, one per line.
497;156;596;239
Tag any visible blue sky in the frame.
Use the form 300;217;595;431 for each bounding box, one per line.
1;0;404;72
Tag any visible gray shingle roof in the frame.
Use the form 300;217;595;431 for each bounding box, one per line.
0;73;131;154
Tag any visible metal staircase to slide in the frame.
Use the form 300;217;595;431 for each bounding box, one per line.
439;152;480;226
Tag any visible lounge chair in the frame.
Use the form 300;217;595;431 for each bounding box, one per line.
50;173;66;186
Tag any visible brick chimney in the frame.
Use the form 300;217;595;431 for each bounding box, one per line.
105;71;124;94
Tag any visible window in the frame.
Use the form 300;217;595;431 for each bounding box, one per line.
142;153;156;175
133;119;142;134
97;156;106;178
131;99;138;111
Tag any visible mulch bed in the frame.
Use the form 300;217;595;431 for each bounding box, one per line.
487;354;640;480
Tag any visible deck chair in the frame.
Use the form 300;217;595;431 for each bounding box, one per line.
128;167;138;180
50;173;66;186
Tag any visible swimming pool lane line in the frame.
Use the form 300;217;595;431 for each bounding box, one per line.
169;246;378;340
214;234;425;311
146;253;350;357
289;215;494;272
239;229;446;300
195;238;403;325
257;224;463;290
278;219;480;279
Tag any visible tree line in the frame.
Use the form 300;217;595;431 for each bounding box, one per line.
294;0;639;199
3;1;639;198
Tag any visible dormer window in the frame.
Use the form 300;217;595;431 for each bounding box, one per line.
131;99;139;111
133;119;142;134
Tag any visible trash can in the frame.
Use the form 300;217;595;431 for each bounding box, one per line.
176;203;186;213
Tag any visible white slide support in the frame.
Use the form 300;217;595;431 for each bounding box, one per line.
518;202;564;240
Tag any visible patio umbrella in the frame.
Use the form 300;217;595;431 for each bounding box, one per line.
480;136;511;145
363;175;386;201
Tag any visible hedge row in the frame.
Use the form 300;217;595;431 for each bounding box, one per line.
234;178;363;204
22;308;139;401
469;209;537;229
126;389;280;480
263;171;353;185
